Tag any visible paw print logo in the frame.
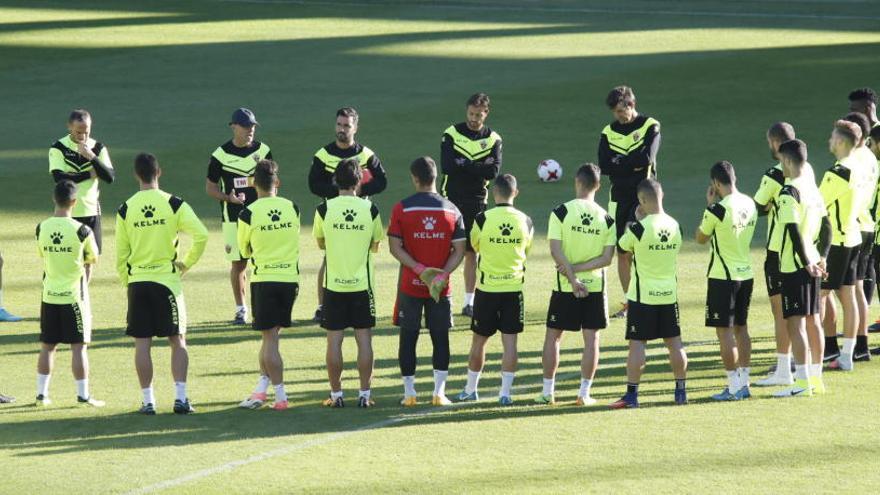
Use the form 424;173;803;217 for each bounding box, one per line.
343;209;357;222
422;216;436;231
142;205;156;218
580;213;593;226
658;228;671;243
499;223;514;236
268;209;282;222
50;232;63;245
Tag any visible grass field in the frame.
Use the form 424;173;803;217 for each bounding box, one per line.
2;1;880;493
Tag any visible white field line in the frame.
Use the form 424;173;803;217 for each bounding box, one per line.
212;0;880;21
122;334;757;494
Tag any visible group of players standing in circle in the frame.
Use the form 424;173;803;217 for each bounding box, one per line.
9;85;880;413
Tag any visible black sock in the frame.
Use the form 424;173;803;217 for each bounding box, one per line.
626;382;639;396
675;379;686;391
856;335;869;353
825;336;840;353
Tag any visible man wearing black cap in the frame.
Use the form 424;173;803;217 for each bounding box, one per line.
206;108;273;325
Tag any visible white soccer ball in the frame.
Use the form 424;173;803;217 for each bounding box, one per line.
537;159;563;182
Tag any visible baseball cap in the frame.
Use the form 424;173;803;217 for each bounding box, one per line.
230;107;259;127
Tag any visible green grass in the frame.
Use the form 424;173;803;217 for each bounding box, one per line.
2;1;880;493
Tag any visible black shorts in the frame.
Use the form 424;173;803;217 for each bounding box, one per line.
40;301;91;344
856;232;873;280
321;289;375;330
764;251;783;297
471;289;524;337
126;282;187;338
452;200;487;253
705;279;753;328
396;292;453;332
73;214;101;253
251;282;298;331
822;245;858;290
546;291;607;331
610;199;638;249
625;300;681;341
782;269;821;318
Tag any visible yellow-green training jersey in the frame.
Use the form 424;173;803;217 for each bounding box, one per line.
698;191;757;281
618;213;681;305
777;175;827;273
753;163;785;252
48;135;113;217
36;216;98;304
470;204;534;293
547;198;615;293
237;196;301;283
313;195;385;293
115;189;208;293
819;158;862;247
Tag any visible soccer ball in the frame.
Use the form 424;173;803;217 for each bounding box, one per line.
537;159;562;182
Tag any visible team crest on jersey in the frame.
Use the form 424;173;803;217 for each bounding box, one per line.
268;209;282;222
422;216;436;230
657;228;671;243
580;213;593;226
252;154;261;163
632;131;641;141
480;140;488;150
51;232;63;244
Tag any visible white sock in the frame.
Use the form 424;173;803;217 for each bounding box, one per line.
542;378;555;396
464;292;475;306
795;364;809;381
433;370;448;396
726;370;739;392
579;378;593;398
37;373;51;397
76;379;89;399
359;389;371;399
274;383;287;402
174;382;187;402
330;390;343;400
236;304;247;313
402;376;416;397
142;386;155;405
465;369;481;394
777;354;792;376
737;367;750;387
255;375;270;394
500;371;515;397
810;363;822;378
842;337;856;357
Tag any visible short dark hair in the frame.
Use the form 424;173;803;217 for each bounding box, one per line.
54;180;77;206
767;121;795;143
493;173;517;198
636;178;662;201
334;158;361;190
466;92;490;108
606;86;635;109
253;159;279;191
848;87;877;104
575;163;601;191
834;119;862;146
843;112;871;142
870;125;880;143
710;160;736;186
777;139;808;165
336;107;359;124
410;156;437;186
134;152;159;183
68;109;91;123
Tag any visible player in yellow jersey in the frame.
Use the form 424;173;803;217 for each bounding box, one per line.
35;180;103;407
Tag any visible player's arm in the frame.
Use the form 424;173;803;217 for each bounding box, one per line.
176;200;209;270
35;224;43;258
621;124;661;172
370;204;384;253
617;221;639;253
817;215;832;260
597;133;622;177
82;229;98;265
237;208;254;259
313;205;326;250
819;165;850;207
469;213;484;253
463;140;502;180
115;206;131;285
523;214;534;255
441;132;468;175
86;144;115;184
309;155;339;199
568;214;616;272
359;155;387;197
205;157;243;204
49;148;93;183
754;168;783;217
696;203;722;245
